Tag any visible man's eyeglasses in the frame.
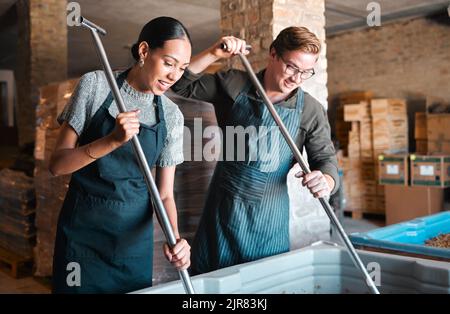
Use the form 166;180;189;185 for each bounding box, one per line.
279;55;315;80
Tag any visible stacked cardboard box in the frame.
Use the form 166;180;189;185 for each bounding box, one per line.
378;153;447;224
0;169;36;258
410;155;450;188
33;79;78;276
378;154;409;186
378;154;450;187
385;185;444;225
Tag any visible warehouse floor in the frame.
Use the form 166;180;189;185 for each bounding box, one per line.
0;271;50;293
0;215;384;294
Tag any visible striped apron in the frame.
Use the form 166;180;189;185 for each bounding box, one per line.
191;79;304;274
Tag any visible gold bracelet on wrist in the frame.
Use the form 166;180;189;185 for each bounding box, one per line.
85;143;98;160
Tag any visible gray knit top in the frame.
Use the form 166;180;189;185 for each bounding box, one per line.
57;70;184;167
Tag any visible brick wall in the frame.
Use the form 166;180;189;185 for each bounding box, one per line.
220;0;328;108
16;0;68;147
220;0;274;72
327;14;450;138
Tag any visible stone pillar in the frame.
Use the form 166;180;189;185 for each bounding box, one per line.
16;0;68;147
220;0;328;108
220;0;274;72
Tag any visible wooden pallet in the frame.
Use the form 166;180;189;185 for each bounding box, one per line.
0;246;33;278
344;210;385;220
347;210;363;220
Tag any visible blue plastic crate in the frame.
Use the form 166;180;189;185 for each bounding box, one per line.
350;211;450;260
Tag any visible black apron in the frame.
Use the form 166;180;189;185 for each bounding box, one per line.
52;69;167;293
191;79;304;274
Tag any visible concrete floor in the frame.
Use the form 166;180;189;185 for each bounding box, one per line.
0;270;50;294
0;215;383;294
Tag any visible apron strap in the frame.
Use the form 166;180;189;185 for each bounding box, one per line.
236;78;254;101
242;79;254;95
154;95;165;123
295;88;305;115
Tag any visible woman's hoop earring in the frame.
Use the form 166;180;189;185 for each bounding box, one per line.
139;58;145;68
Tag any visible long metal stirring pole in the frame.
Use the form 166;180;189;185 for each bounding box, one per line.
78;16;195;294
237;53;380;294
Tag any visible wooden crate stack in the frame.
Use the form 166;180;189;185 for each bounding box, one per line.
346;100;384;216
427;114;450;154
0;168;36;259
340;157;362;212
370;99;408;214
415;112;427;154
426;96;450;155
335;106;351;155
335;92;373;156
337;92;408;218
33;79;78;276
371;99;408;156
337;92;372;217
413;97;450;156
